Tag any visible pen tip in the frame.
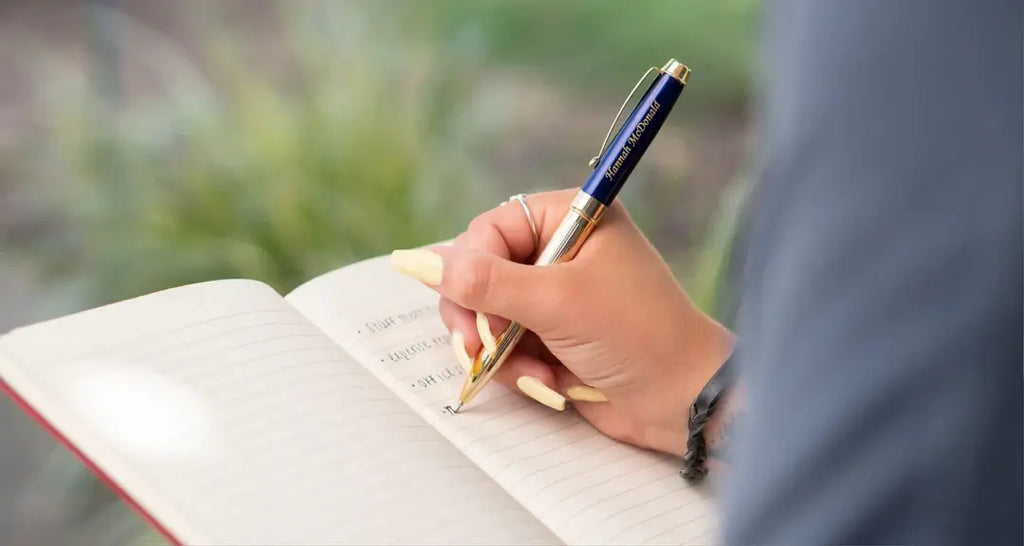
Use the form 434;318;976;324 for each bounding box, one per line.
453;402;463;414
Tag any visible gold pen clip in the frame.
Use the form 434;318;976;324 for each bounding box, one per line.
588;59;691;168
588;66;659;169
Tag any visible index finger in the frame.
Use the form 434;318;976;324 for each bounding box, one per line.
460;188;579;263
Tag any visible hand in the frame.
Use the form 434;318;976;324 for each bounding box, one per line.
390;188;735;457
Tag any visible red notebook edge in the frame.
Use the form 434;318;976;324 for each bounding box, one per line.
0;377;185;546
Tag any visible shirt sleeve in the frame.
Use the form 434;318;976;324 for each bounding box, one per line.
722;1;1023;544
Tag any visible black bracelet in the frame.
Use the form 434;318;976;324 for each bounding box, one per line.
680;344;737;483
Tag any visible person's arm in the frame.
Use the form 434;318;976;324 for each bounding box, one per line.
722;1;1022;544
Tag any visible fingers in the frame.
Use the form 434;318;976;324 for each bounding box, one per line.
439;297;480;355
449;329;474;373
476;311;499;353
439;298;503;364
395;188;612;414
446;310;554;403
437;245;568;333
454;190;577;345
393;245;569;334
551;366;608;403
464;189;578;263
517;376;566;411
488;347;609;413
546;365;639;443
491;351;564;411
434;189;614;353
449;330;564;413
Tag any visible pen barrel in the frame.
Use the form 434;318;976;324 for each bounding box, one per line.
581;72;685;206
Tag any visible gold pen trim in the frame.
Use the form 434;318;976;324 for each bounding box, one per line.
659;58;691;85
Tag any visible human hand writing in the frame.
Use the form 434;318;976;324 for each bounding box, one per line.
390;188;734;457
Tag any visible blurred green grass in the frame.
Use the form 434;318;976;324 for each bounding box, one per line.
24;2;499;304
14;0;756;308
400;0;759;114
5;1;756;543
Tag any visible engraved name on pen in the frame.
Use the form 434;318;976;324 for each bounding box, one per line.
604;99;661;181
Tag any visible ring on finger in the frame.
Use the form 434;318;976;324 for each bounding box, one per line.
502;193;540;252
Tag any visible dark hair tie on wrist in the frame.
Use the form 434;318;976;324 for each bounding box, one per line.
680;343;737;483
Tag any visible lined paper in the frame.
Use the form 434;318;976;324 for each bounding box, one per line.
0;280;558;545
288;255;719;545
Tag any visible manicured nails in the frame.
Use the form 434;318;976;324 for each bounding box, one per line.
390;249;442;285
451;330;474;373
516;376;565;411
476;312;497;353
566;385;608;402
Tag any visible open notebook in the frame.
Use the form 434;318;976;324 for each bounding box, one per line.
0;250;717;545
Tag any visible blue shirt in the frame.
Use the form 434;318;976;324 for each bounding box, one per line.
723;1;1023;543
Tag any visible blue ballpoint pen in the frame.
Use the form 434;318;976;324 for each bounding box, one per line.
454;58;691;411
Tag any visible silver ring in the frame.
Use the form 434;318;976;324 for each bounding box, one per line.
504;193;539;251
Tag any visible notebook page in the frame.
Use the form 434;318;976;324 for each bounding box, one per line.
0;279;558;545
288;256;719;545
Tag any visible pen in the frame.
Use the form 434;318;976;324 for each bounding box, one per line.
454;58;691;412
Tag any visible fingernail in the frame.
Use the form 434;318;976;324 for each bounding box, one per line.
516;376;565;411
390;249;442;285
476;312;497;353
566;385;608;402
451;330;474;373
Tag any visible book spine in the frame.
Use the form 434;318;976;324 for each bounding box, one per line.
0;378;184;546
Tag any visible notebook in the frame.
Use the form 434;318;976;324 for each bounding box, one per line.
0;248;718;545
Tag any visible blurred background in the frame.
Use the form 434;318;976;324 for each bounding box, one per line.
0;1;759;544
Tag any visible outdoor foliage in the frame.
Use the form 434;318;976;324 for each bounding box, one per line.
22;3;497;304
401;0;759;114
14;0;758;307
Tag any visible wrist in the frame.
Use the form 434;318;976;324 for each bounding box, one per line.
642;315;736;457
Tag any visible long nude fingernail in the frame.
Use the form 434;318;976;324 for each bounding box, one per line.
516;376;565;411
390;249;442;285
566;385;608;402
476;312;497;353
451;330;474;373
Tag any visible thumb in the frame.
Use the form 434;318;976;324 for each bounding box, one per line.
390;246;567;333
